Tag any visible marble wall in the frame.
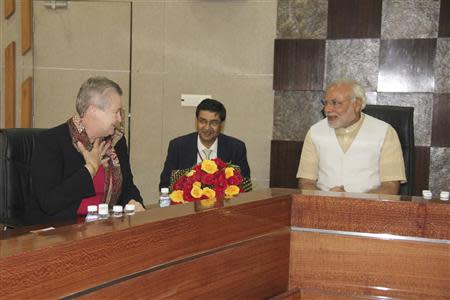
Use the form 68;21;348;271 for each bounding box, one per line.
274;0;450;195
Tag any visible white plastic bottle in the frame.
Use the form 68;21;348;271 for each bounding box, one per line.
98;204;109;220
113;205;123;217
124;203;135;215
85;205;98;222
159;187;171;207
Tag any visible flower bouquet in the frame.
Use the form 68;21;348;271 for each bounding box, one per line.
169;158;251;205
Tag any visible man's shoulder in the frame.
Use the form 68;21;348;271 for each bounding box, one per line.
363;114;390;130
170;132;197;145
310;118;328;130
219;133;246;147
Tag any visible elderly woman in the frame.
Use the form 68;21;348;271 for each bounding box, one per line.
31;77;144;222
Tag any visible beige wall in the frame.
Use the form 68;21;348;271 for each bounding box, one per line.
29;0;276;205
1;1;33;127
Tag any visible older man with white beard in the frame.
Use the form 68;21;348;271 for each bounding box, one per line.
297;79;406;195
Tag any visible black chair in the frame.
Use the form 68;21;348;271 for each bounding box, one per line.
0;128;45;227
363;104;415;196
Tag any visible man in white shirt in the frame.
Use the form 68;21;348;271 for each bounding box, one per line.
297;79;406;195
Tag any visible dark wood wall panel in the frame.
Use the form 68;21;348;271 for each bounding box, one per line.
273;39;325;91
290;231;450;299
431;94;450;147
438;0;450;37
80;232;290;299
414;146;430;195
270;140;303;189
327;0;382;39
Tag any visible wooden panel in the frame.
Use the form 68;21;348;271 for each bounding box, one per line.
291;194;450;240
4;0;15;19
79;231;290;299
438;0;450;37
270;140;303;188
5;42;16;128
0;194;291;298
271;288;365;300
21;77;33;128
21;0;32;54
273;39;325;91
290;231;450;299
327;0;382;39
414;146;430;195
431;94;450;147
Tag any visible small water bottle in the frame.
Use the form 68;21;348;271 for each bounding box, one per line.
422;190;432;200
98;203;109;220
113;205;123;217
159;187;171;207
124;204;135;215
85;205;98;222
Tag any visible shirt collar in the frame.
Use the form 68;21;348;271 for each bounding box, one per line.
197;135;218;153
335;113;365;135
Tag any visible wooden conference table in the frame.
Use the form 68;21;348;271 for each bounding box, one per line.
0;189;449;299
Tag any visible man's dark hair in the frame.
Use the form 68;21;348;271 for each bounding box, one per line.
196;98;226;122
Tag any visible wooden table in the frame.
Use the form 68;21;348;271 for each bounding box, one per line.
1;189;449;299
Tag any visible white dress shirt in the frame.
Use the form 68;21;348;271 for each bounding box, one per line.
197;136;218;163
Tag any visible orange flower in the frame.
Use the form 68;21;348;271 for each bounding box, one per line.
201;159;218;174
170;190;184;203
202;187;216;200
193;181;201;188
200;198;216;207
225;185;240;198
225;167;234;179
190;185;203;198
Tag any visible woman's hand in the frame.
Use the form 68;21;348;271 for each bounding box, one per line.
128;199;145;212
77;139;110;177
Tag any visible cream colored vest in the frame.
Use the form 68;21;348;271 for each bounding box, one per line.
311;114;388;193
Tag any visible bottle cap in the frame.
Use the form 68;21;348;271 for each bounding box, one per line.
161;187;169;194
113;205;123;213
125;204;135;211
98;204;109;215
422;190;432;199
440;191;449;201
87;205;97;213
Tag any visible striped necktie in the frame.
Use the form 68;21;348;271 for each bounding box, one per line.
203;149;212;160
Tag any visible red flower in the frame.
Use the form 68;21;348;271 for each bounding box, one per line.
213;158;227;169
227;173;243;186
169;158;244;204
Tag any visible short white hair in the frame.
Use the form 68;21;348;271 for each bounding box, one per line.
326;78;367;109
76;76;122;116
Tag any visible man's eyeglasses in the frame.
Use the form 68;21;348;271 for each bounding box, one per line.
320;98;354;108
197;118;221;127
